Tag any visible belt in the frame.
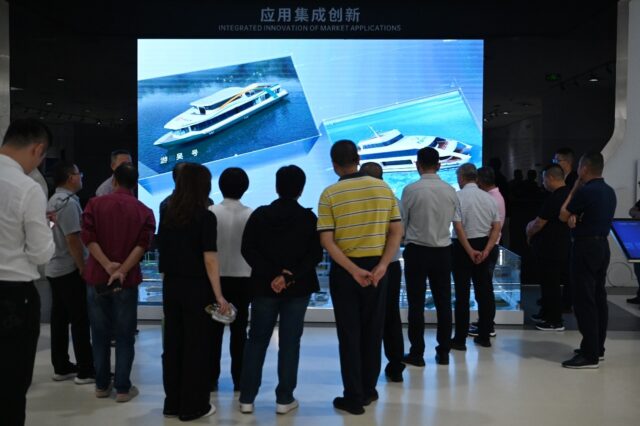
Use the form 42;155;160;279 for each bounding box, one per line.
571;236;607;241
0;280;32;286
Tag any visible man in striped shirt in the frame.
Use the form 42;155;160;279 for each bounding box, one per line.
317;140;403;415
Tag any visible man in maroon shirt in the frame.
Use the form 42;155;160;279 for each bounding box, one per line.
81;163;155;403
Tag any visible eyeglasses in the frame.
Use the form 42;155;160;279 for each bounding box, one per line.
552;158;566;164
71;172;84;178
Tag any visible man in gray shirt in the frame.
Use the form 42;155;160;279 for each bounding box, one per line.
451;163;501;349
401;147;459;366
95;149;132;196
46;161;95;384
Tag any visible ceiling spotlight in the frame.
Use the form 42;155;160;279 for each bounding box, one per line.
502;111;510;115
45;101;53;106
119;118;124;121
96;120;102;125
588;73;599;82
56;78;65;82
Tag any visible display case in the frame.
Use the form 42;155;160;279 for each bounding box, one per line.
138;246;523;324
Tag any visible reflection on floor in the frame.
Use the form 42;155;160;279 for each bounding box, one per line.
27;323;640;426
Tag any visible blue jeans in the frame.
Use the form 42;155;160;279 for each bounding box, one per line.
87;286;138;393
239;296;310;405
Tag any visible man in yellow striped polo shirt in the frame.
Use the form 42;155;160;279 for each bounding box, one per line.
317;140;403;415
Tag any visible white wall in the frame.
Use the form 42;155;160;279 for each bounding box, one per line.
602;0;640;287
0;1;9;137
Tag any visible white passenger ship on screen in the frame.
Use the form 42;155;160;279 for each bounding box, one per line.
357;129;472;172
153;83;288;147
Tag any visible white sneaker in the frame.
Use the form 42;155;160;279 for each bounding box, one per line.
203;404;216;417
74;376;96;385
52;372;77;381
276;399;299;414
239;402;254;414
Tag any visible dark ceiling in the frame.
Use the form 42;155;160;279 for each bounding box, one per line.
7;0;618;131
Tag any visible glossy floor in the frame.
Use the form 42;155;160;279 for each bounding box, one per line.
28;323;640;426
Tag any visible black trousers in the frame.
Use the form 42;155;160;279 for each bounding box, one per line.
47;270;94;375
571;238;610;361
404;244;452;356
329;257;387;406
211;276;251;389
162;275;215;418
0;282;40;426
452;238;495;341
382;260;404;374
537;258;568;324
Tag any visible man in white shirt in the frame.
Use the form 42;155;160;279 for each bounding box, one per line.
209;167;253;391
468;166;506;338
401;147;459;366
95;149;132;196
46;161;95;384
450;163;501;349
0;119;55;426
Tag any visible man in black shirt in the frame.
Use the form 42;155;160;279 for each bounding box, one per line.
627;183;640;304
526;164;570;331
554;148;578;310
560;152;616;369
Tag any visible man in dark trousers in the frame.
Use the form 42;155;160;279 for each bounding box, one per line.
0;119;55;426
360;161;405;382
526;164;571;331
450;163;501;349
627;181;640;305
317;140;402;415
400;148;458;366
46;161;95;383
560;152;616;369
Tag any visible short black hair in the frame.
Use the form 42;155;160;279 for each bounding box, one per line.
477;166;495;186
113;163;138;189
456;163;477;181
110;149;131;164
219;167;249;199
580;151;604;175
330;140;359;167
52;161;77;187
527;169;538;180
542;163;565;181
555;147;575;164
417;147;439;169
2;118;52;149
276;165;306;199
360;162;383;179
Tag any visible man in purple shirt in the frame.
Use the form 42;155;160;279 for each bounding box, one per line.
82;163;155;402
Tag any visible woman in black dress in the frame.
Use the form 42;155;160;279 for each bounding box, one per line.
158;163;229;421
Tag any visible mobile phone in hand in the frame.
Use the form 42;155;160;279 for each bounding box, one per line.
95;279;123;296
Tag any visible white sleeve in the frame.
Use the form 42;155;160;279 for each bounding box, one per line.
23;186;55;265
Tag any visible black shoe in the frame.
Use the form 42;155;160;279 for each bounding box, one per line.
535;321;565;331
333;397;364;415
450;340;467;351
573;348;605;361
473;336;491;348
562;354;599;369
435;353;449;365
385;371;403;382
468;324;497;338
363;391;379;406
530;313;545;323
626;296;640;304
562;305;573;313
470;322;497;337
402;353;425;367
210;382;218;392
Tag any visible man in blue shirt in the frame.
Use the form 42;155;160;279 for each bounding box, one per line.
560;152;616;369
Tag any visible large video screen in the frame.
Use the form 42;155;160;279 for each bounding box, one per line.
138;39;483;220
